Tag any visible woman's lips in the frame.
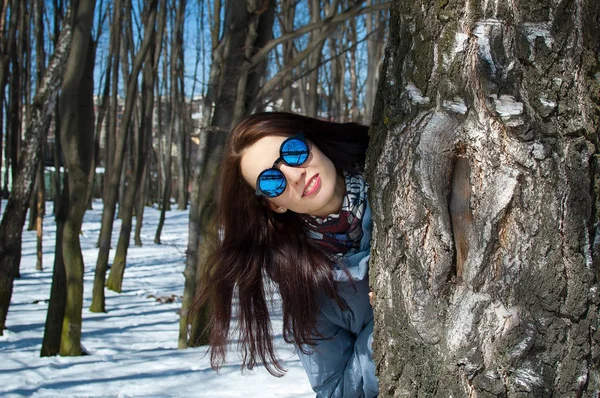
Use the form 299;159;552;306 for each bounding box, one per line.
303;174;321;197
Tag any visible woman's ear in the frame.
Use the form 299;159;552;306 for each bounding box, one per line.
266;201;287;213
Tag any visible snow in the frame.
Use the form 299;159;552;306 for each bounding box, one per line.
0;200;313;397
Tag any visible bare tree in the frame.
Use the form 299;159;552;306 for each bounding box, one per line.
134;0;167;247
155;0;186;242
40;173;68;356
56;0;97;355
363;0;385;122
0;11;73;336
367;0;600;395
33;0;46;271
107;0;162;292
90;0;158;313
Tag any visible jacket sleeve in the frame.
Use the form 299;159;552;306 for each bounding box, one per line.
297;314;378;398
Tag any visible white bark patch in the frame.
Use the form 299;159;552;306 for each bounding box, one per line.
442;32;469;68
474;165;519;234
539;97;557;108
509;327;534;358
406;83;430;104
490;94;524;117
514;368;543;390
491;302;520;335
473;19;503;76
531;142;547;160
442;98;468;114
522;22;554;49
446;286;490;352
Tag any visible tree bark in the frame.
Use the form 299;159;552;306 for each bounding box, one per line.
179;0;275;348
280;0;296;112
40;173;68;357
367;0;600;395
134;0;167;247
91;0;157;313
0;16;72;336
34;0;46;271
363;0;385;123
106;4;158;292
103;0;122;210
58;0;96;356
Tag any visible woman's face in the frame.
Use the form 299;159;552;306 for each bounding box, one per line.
240;134;345;218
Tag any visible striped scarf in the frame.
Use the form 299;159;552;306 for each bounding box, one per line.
301;172;367;259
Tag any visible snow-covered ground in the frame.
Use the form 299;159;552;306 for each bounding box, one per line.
0;200;313;397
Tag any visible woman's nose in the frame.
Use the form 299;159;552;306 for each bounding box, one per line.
280;164;305;187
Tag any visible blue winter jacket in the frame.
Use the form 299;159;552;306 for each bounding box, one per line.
297;201;378;398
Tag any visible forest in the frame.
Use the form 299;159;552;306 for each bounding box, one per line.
0;0;388;351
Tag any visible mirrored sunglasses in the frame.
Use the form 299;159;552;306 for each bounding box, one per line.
255;133;310;198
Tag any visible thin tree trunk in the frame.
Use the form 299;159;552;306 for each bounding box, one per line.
305;0;321;118
174;0;187;210
134;0;167;247
181;0;275;348
106;7;158;292
33;0;46;270
368;0;600;395
348;16;358;120
133;161;148;246
188;200;215;346
104;0;122;212
0;0;19;199
40;173;68;357
58;0;96;355
280;0;295;112
90;0;157;313
0;17;72;336
34;162;44;271
154;16;175;243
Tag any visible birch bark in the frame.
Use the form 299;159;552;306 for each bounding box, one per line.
367;0;600;395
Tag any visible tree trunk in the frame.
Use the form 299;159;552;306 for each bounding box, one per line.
188;200;215;346
367;0;600;395
305;0;321;118
348;16;359;120
134;0;167;247
40;173;68;357
103;0;122;211
280;0;295;112
90;0;157;313
0;17;73;336
106;11;157;292
58;0;96;356
363;0;385;123
34;163;44;271
33;0;46;269
179;0;274;348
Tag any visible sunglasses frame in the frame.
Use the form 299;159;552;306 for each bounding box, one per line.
254;133;309;198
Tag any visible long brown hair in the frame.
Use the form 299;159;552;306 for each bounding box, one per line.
191;112;369;376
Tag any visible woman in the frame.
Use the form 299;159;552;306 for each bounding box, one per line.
193;112;378;397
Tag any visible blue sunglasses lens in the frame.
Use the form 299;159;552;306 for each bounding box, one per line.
258;169;286;197
281;138;309;166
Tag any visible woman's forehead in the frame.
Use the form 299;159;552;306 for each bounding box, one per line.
239;135;288;184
